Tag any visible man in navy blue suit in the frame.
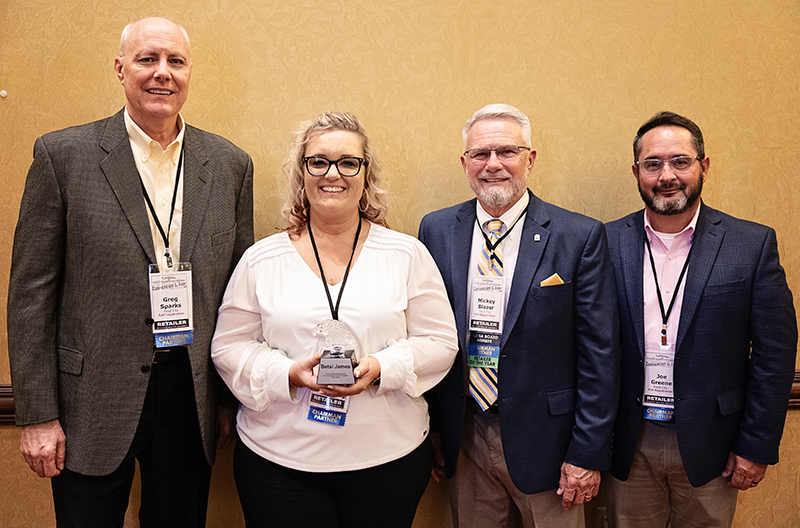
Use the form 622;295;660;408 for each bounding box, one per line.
419;104;620;528
603;111;797;527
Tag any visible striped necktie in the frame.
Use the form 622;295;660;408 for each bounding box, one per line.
469;219;504;410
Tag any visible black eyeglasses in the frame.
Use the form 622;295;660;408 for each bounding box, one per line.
303;156;365;177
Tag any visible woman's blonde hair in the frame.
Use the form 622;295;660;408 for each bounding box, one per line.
282;112;389;236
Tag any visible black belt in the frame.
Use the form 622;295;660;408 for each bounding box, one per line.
152;346;187;364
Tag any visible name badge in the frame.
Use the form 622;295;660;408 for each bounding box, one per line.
307;391;350;427
469;276;505;333
643;345;675;422
148;263;194;348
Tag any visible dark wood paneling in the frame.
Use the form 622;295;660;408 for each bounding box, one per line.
0;385;15;425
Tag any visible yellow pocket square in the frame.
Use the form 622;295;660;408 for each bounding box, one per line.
540;273;564;286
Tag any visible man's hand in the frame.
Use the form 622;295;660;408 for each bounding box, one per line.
721;452;767;490
216;405;237;449
556;462;600;509
20;419;66;478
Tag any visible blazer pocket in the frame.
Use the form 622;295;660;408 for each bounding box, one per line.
717;387;746;416
57;346;84;375
211;224;237;247
547;388;577;416
533;280;573;298
703;279;745;297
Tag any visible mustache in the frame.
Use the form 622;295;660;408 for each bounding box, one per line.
478;170;512;179
653;182;685;192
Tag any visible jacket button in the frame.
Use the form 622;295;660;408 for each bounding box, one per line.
141;365;151;374
635;397;641;404
145;317;154;326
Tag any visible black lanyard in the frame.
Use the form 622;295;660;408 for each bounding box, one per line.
476;203;529;261
307;214;362;321
644;232;694;346
139;145;184;269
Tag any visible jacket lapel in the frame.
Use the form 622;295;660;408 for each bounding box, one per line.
620;211;647;359
178;126;212;263
99;110;158;264
452;200;477;354
501;191;548;349
676;204;723;351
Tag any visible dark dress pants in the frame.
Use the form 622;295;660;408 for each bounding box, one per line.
51;350;212;528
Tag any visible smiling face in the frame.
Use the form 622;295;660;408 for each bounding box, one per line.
461;118;536;217
114;18;192;134
634;125;708;221
303;130;366;222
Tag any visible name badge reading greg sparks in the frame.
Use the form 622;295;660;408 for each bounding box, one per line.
149;263;194;348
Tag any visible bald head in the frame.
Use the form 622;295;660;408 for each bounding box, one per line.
114;17;192;143
119;17;191;58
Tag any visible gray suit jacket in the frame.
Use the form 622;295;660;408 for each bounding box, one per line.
7;109;254;476
605;203;797;486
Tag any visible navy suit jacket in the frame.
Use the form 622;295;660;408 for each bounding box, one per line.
605;203;797;486
419;190;620;494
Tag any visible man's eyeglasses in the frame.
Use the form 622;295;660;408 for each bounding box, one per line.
464;145;531;163
303;156;365;177
636;155;701;175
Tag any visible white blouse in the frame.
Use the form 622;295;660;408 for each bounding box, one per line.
211;223;458;472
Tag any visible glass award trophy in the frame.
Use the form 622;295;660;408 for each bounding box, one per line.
312;319;357;385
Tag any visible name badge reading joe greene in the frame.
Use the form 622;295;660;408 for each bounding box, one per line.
148;263;194;348
643;346;675;422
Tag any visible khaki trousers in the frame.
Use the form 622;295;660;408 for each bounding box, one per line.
449;400;584;528
604;420;738;528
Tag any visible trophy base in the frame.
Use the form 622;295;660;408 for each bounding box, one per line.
317;349;356;385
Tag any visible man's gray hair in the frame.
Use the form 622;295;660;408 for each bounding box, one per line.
462;103;532;148
119;17;191;56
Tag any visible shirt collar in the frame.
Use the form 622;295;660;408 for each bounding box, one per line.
124;107;186;164
644;203;701;246
476;191;530;235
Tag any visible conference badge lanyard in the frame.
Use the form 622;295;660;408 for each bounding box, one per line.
467;208;526;370
305;215;362;427
143;146;194;348
642;234;693;422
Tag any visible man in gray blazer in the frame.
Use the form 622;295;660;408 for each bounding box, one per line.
7;17;253;527
603;111;797;527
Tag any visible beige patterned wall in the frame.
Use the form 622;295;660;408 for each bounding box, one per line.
1;0;798;526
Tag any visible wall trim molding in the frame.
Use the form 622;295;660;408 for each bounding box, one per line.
1;372;799;425
0;385;15;425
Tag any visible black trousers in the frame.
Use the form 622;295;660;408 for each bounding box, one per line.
51;351;211;528
234;435;433;528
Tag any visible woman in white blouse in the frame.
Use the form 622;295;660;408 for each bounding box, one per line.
211;112;458;528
